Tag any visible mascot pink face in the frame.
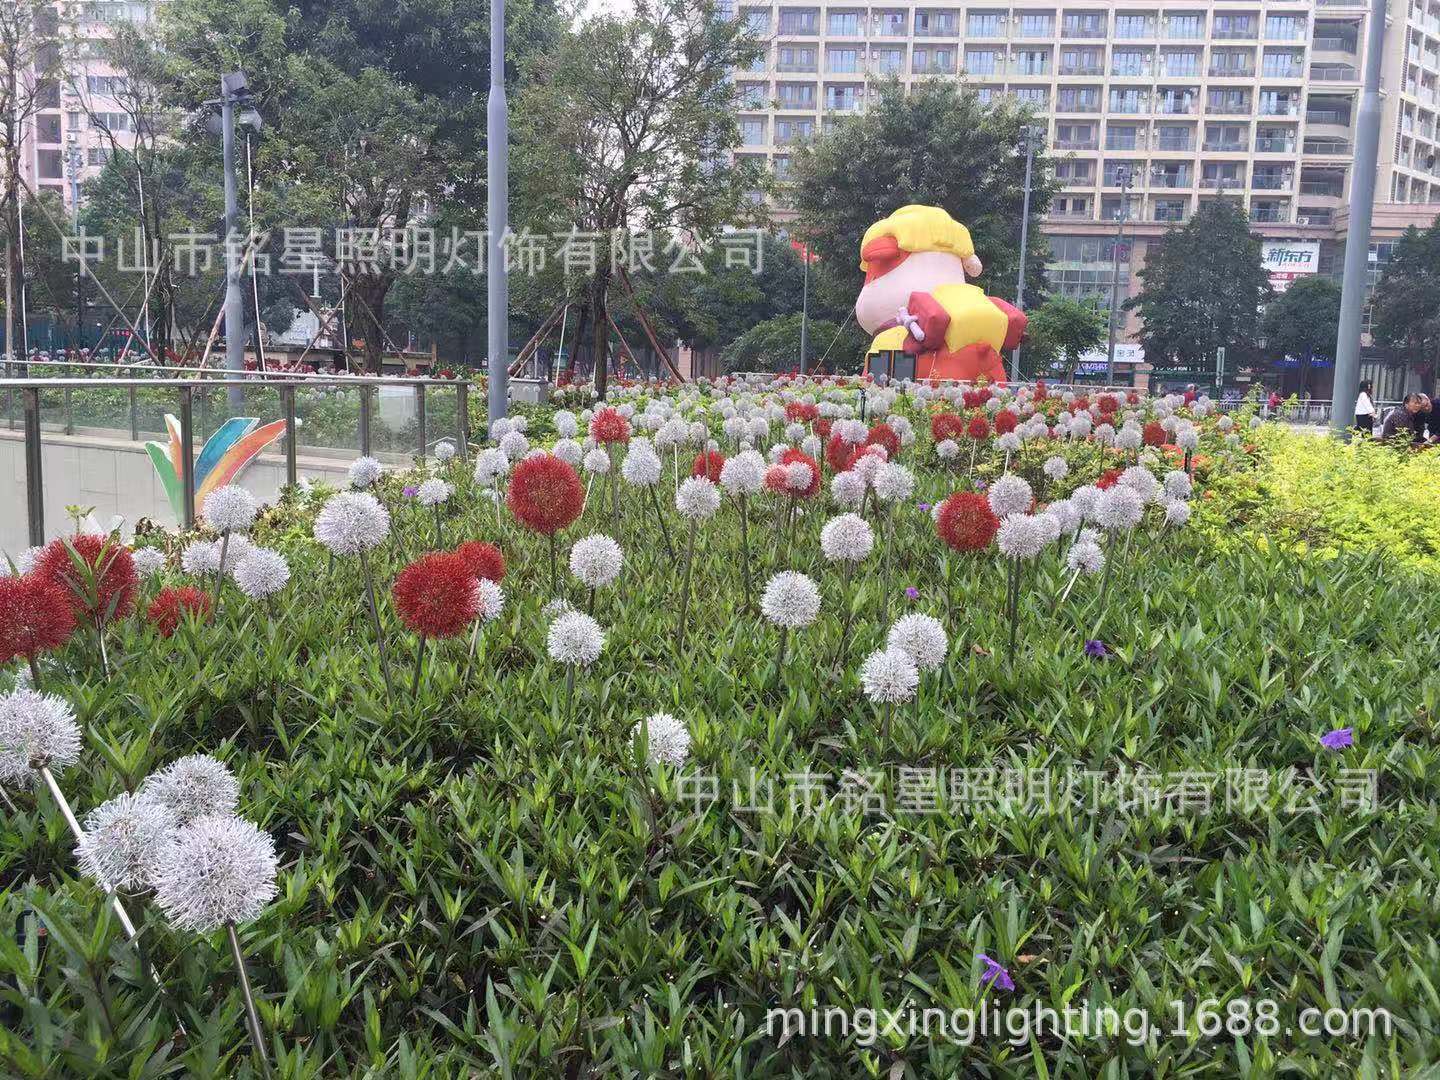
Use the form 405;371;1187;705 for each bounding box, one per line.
854;234;984;336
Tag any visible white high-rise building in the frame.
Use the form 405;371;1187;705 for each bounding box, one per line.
17;1;158;213
736;0;1440;393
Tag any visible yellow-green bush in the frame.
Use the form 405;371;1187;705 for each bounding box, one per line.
1197;426;1440;573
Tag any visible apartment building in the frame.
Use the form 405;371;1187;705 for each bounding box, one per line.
16;1;155;212
736;0;1440;387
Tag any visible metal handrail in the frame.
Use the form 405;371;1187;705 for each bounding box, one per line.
5;374;473;545
3;357;471;385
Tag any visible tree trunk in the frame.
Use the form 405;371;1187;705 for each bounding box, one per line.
6;149;28;364
565;300;588;383
590;271;612;399
353;274;391;374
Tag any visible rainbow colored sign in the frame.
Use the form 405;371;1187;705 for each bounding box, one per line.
145;415;286;523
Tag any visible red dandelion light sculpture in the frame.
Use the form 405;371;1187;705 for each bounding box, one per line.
589;406;631;445
146;585;212;638
0;575;77;671
931;413;965;443
825;433;859;473
866;422;900;459
993;410;1018;435
392;552;481;640
936;492;999;552
779;447;821;499
692;450;726;483
966;415;991;441
454;540;507;583
35;534;138;625
507;453;585;536
1142;420;1167;447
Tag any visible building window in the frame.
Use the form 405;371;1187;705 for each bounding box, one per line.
777;8;818;34
777;83;816;108
87;146;112;166
775;118;816;143
743;8;768;32
872;9;907;35
773;154;792;178
1016;50;1050;75
740;119;766;145
737;83;767;109
36;114;62;144
1109;88;1145;113
1161;49;1198;76
1206;88;1251;114
1114;14;1153;38
1055;122;1095;148
825;84;861;110
38;149;64;179
1060;48;1103;75
826;11;860;34
1154;124;1192;150
964;49;999;74
1056;86;1101;111
1055;159;1096;183
1106;124;1141;149
1111;49;1150;76
777;46;816;71
914;10;958;34
966;11;1004;36
1213;13;1256;39
870;47;905;73
85;75;128;96
914;47;955;73
1165;13;1203;39
1062;12;1105;36
1013;86;1049;107
827;48;859;72
1265;15;1302;39
1018;13;1054;36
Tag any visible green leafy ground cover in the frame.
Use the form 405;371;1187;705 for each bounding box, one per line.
3;383;1439;1078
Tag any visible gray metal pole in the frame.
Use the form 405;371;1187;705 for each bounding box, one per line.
1013;134;1035;382
1330;0;1387;437
222;79;245;408
486;0;510;428
1105;170;1132;385
799;250;809;375
23;388;43;546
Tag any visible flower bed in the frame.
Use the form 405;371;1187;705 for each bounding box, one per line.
1;376;1434;1075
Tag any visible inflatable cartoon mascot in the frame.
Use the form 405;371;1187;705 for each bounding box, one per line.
856;204;1026;383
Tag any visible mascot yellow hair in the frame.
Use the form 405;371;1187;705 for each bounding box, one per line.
859;205;984;279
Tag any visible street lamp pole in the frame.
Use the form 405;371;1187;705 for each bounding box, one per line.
220;72;248;407
67;148;84;352
486;0;510;427
1104;166;1133;386
1013;125;1040;382
1331;0;1386;437
799;245;809;375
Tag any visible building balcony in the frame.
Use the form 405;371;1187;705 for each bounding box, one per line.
1203;140;1249;152
1155;135;1194;151
1310;63;1359;81
1250;207;1290;222
1303;136;1352;155
1153;207;1188;222
1299;181;1344;196
1054;138;1099;149
1209;66;1256;78
1200;176;1242;189
1252;174;1292;189
1061;26;1106;38
1304;108;1351;126
1255;137;1297;152
1059;65;1104;76
1151;174;1191;188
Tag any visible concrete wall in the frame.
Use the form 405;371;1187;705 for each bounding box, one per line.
0;428;351;557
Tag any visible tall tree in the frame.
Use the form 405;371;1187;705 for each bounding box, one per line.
1261;274;1341;394
513;0;769;398
1022;295;1107;381
1126;199;1273;369
157;0;556;372
0;1;70;359
1370;219;1440;385
790;80;1056;326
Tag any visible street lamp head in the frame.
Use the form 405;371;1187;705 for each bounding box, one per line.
221;70;250;98
238;108;263;135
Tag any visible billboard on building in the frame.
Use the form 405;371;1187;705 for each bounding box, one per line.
1260;241;1320;293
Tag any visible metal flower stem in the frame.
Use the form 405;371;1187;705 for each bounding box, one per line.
212;529;232;615
38;766;141;939
830;561;856;670
563;664;576;725
548;534;559;594
1059;565;1083;604
411;634;427;698
463;622;484;684
357;549;394;704
433;505;443;549
737;495;753;616
608;446;620;533
226;922;272;1077
647;485;676;563
879;506;893;622
676;519;697;653
776;626;789;672
1006;558;1020;664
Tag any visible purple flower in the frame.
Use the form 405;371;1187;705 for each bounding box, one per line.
905;587;920;601
917;502;931;512
978;953;1014;992
974;480;988;492
1320;727;1353;750
403;485;419;498
1083;639;1109;659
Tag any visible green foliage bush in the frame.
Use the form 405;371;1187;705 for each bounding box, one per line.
1195;426;1440;575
